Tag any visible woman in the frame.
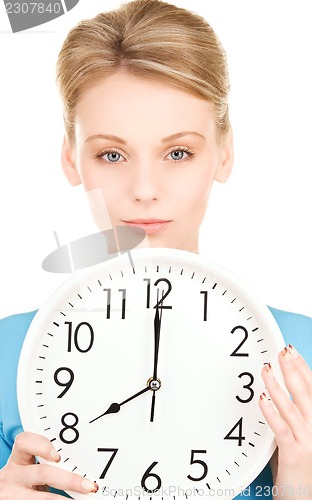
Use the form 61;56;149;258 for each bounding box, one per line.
0;0;311;498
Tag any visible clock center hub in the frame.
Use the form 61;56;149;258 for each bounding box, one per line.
147;377;161;391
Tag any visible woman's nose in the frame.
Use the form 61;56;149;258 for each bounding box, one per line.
131;164;160;203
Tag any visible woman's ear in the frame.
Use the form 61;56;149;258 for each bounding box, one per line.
215;128;234;183
61;136;81;186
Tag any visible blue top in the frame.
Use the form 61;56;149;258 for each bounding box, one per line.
0;307;312;498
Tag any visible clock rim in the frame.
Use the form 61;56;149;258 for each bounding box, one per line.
17;247;285;498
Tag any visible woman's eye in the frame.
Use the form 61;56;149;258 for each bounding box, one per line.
170;150;185;161
104;151;122;162
167;148;194;161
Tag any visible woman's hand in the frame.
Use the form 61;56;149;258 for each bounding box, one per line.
260;345;312;499
0;431;99;498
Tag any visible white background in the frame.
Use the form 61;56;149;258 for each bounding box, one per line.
0;0;311;318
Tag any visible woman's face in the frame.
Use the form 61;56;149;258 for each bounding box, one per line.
62;72;233;252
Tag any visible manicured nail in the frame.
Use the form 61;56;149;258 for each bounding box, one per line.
282;346;291;361
82;479;99;493
288;344;299;358
265;362;274;378
50;449;61;462
260;392;269;406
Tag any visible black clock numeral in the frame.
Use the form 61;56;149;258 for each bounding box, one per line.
224;417;245;446
119;289;126;319
141;461;162;493
230;325;249;357
54;367;74;398
104;288;127;319
97;448;118;479
143;278;172;309
200;291;208;321
143;278;151;308
65;321;94;353
187;450;208;481
59;412;79;444
236;372;254;403
104;288;111;319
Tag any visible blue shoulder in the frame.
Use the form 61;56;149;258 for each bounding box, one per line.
0;311;37;351
0;311;37;468
269;306;312;366
0;310;37;382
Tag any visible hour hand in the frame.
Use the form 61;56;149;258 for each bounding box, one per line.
89;386;150;424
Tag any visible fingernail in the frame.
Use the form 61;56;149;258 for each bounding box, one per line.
82;479;99;493
50;449;61;462
288;344;299;358
265;362;274;378
282;346;291;361
260;392;270;406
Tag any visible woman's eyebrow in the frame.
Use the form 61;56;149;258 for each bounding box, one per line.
161;131;206;143
85;134;127;144
85;131;205;144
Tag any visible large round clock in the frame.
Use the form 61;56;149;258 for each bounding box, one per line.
17;248;286;499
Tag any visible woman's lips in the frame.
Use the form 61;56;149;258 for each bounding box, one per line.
122;219;172;235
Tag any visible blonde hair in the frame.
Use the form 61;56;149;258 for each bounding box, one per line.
56;0;230;144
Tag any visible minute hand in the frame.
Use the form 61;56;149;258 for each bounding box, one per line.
153;301;162;380
150;301;163;422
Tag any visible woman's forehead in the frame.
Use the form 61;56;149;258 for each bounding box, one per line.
75;72;216;141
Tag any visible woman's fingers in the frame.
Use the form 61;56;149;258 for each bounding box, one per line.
5;432;99;495
10;432;60;466
259;391;296;450
10;463;99;493
281;345;312;414
260;344;312;448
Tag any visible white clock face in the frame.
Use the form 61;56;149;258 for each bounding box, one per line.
17;249;285;499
